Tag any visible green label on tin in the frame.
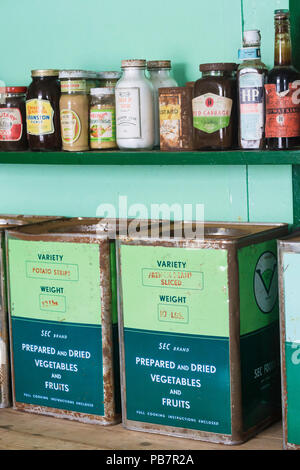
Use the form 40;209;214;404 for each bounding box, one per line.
120;245;231;434
238;240;281;431
8;239;105;415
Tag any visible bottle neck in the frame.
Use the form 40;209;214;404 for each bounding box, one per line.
122;67;147;79
274;19;292;66
148;68;172;78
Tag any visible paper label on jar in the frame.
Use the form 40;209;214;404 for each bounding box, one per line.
265;83;300;138
60;109;81;144
159;96;181;147
61;80;87;94
239;72;264;141
0;108;22;141
90;107;116;142
192;93;232;134
115;87;141;139
26;99;54;136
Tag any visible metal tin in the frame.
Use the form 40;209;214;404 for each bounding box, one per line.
5;217;158;424
278;232;300;449
159;87;194;151
0;215;63;408
117;221;288;445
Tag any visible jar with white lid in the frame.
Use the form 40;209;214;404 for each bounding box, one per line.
115;59;154;150
147;60;178;147
59;70;89;152
89;87;117;149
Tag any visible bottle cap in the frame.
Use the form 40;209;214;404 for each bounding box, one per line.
0;86;27;93
90;87;114;95
147;61;171;70
200;63;237;72
97;71;121;79
31;70;59;77
243;30;261;47
121;59;146;68
274;9;289;19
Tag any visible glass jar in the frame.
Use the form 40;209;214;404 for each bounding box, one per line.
115;59;154;150
97;72;122;88
0;87;28;151
89;87;117;150
147;60;178;147
26;70;61;151
59;70;89;152
193;63;237;150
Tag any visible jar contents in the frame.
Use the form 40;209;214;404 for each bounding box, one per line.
115;59;154;150
147;61;178;147
0;87;28;151
159;86;194;151
193;63;237;150
237;30;268;149
265;9;300;149
89;87;117;149
26;69;61;151
59;70;89;152
97;72;121;88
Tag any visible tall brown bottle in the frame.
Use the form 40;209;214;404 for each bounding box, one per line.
265;10;300;149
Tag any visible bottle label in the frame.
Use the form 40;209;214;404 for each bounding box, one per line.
61;80;87;94
60;109;81;144
239;73;264;141
26;99;54;136
90;107;116;142
0;108;22;141
192;93;232;133
159;93;182;147
115;87;141;139
265;83;300;138
238;48;261;60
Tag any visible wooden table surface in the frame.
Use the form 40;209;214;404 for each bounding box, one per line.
0;408;284;450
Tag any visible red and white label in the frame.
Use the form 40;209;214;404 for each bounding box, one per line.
265;83;300;138
0;108;22;141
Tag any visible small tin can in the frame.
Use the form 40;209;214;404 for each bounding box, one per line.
278;232;300;449
0;215;63;408
117;221;288;444
159;87;194;151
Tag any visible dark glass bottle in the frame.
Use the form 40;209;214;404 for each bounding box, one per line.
26;70;61;151
265;10;300;150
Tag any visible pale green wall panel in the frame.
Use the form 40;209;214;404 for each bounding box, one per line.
0;164;248;221
247;165;293;223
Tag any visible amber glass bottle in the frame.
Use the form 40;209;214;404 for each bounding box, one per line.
265;10;300;149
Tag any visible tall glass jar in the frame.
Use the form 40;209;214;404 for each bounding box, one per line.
115;59;154;150
59;70;89;152
147;60;178;147
89;87;117;149
26;69;61;151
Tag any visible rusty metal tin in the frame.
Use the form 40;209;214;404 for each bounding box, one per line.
117;221;288;445
159;87;194;151
278;231;300;449
0;215;63;409
5;217;156;425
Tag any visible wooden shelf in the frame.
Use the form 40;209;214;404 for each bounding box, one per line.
0;408;283;450
1;149;300;166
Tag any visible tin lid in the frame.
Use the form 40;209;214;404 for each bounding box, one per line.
31;69;59;77
147;60;171;70
90;87;114;95
121;59;146;68
243;30;261;47
59;70;90;79
97;71;122;79
200;63;237;72
0;86;27;94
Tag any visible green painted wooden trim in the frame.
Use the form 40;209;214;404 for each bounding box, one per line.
292;165;300;227
1;150;300;165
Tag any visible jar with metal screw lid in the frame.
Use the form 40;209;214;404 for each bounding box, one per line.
89;87;117;150
0;86;28;150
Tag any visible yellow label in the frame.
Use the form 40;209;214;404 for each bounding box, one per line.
26;99;54;135
159;104;181;121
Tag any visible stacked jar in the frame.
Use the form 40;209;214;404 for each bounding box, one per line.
0;87;28;150
89;88;117;149
59;70;90;152
115;59;154;150
147;60;178;147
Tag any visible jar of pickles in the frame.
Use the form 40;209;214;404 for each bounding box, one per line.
89;88;117;149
